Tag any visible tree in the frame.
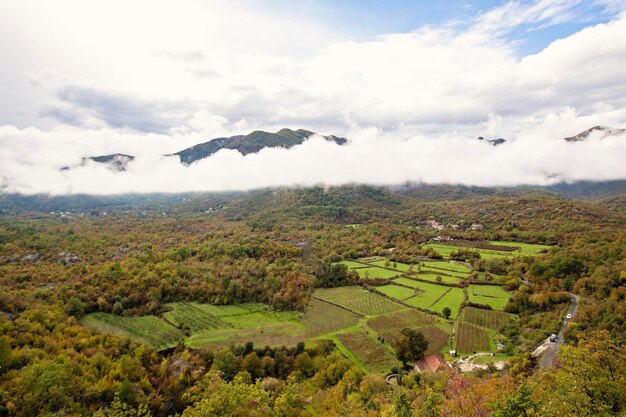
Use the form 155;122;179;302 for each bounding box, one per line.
395;393;411;417
442;307;452;319
18;360;75;416
211;349;238;380
63;296;85;317
242;352;262;379
94;393;152;417
420;392;443;417
0;336;12;373
492;383;538;417
391;328;429;367
294;352;314;377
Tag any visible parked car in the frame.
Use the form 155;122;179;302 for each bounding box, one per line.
549;334;557;342
566;313;572;319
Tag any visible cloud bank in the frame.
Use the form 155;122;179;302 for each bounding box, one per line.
0;1;625;194
1;110;626;195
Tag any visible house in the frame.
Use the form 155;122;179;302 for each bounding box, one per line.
426;220;445;231
470;223;484;231
432;235;452;242
414;354;445;373
447;224;460;231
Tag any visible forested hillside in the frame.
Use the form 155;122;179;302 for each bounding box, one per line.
0;187;625;416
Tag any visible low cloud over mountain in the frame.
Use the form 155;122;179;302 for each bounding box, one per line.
1;122;625;195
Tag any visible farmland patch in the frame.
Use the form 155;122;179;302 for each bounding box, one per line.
456;322;491;353
336;331;401;374
354;267;400;279
81;313;183;350
429;287;465;319
368;260;414;272
313;287;406;316
467;285;511;310
462;307;513;330
303;298;360;337
376;284;416;300
414;273;463;284
163;302;232;332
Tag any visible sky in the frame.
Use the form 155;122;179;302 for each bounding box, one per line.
1;0;626;195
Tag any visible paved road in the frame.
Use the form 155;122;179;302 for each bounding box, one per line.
538;293;578;368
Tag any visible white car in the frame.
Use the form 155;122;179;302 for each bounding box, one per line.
549;334;557;342
566;313;572;319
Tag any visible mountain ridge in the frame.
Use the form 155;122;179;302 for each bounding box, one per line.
563;125;625;142
173;128;346;165
62;125;625;172
68;128;346;171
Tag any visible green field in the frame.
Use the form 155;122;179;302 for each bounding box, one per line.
187;322;304;348
425;243;513;260
163;302;233;332
421;261;471;274
81;313;183;350
189;303;266;317
376;284;416;300
357;256;386;263
425;241;551;261
304;298;360;337
338;260;369;269
462;307;513;330
336;331;401;374
429;287;465;319
313;287;406;316
354;267;401;279
83;283;505;367
414;272;463;284
184;304;303;348
475;272;507;283
403;282;451;310
368;260;413;272
467;285;511;310
489;241;551;256
83;303;304;350
392;277;422;288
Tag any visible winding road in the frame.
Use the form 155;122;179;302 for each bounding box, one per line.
535;293;578;368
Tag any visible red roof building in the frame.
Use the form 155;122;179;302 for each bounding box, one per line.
414;354;445;373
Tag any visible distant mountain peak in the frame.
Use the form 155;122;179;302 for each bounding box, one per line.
61;153;135;172
173;128;347;165
564;126;625;142
477;136;506;146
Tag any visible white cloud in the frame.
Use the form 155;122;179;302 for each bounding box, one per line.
1;108;625;195
0;0;625;194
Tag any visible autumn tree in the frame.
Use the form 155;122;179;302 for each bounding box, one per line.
392;328;429;367
492;383;538;417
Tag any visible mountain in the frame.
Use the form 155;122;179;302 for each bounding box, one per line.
61;153;135;172
477;136;506;146
542;180;626;200
563;125;625;142
87;154;135;171
72;129;347;170
173;128;346;165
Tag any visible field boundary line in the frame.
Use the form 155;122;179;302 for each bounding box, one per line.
399;275;463;288
311;295;365;317
369;288;443;318
427;287;452;309
412;266;468;276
